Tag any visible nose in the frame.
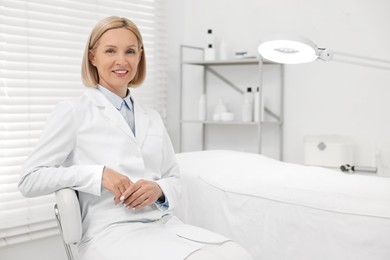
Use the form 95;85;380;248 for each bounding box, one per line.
116;53;128;66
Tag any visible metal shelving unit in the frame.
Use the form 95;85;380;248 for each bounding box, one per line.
179;45;284;159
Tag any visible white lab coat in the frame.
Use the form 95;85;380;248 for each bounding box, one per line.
19;88;227;260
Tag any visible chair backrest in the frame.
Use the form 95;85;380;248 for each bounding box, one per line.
54;188;82;260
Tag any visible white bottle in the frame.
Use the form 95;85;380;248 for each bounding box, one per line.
242;98;253;122
204;44;216;61
206;29;213;45
219;40;227;60
243;87;254;104
204;29;215;61
198;94;206;121
253;87;260;122
242;87;254;122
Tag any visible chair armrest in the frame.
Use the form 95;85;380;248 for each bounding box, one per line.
54;188;82;244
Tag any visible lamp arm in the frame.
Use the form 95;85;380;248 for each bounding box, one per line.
331;51;390;71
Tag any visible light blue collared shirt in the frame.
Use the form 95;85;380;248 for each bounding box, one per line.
97;85;135;135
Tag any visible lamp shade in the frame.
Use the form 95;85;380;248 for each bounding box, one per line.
258;34;319;64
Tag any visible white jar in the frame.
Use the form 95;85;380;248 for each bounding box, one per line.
214;98;227;114
220;112;234;121
213;98;227;121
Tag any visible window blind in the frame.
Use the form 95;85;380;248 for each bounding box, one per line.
0;0;167;247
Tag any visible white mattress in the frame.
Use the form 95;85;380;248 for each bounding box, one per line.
174;150;390;260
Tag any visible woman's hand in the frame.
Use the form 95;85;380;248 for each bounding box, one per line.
121;179;164;210
102;167;133;205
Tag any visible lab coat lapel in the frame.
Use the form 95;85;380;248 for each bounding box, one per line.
85;88;136;142
133;100;149;146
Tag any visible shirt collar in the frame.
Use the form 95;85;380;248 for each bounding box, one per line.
97;85;133;111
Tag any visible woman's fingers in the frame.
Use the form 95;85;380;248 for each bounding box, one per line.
122;180;163;209
101;167;133;204
101;170;164;208
123;182;143;208
131;196;153;209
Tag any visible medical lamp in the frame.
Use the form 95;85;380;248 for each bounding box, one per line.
258;34;333;64
257;33;390;172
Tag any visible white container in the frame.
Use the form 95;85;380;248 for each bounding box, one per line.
242;88;253;122
198;94;206;121
213;98;227;115
204;29;215;61
204;44;216;61
219;40;227;60
220;112;234;121
206;29;213;46
243;87;254;104
304;135;354;168
212;113;221;121
242;99;253;122
253;87;260;122
213;99;227;121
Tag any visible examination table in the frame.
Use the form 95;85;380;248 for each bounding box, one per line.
174;150;390;260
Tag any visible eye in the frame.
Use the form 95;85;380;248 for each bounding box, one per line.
126;49;137;54
105;48;115;54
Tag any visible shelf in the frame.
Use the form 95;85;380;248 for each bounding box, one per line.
181;120;281;126
182;58;275;66
179;45;284;158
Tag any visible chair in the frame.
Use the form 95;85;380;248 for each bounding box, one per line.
54;188;82;260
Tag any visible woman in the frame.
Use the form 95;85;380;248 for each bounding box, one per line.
18;16;253;260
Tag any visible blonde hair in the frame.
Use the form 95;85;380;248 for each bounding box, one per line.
81;16;146;88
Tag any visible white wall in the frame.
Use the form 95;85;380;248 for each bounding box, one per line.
166;0;390;165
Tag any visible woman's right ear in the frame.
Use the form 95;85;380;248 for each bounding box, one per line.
89;52;95;66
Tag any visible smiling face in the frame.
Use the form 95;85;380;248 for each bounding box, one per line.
89;28;142;98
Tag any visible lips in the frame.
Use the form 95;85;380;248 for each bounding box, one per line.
112;69;128;75
112;70;128;74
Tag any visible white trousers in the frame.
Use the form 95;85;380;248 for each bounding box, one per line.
185;241;254;260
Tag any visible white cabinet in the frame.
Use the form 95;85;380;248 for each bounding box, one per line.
179;45;284;160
